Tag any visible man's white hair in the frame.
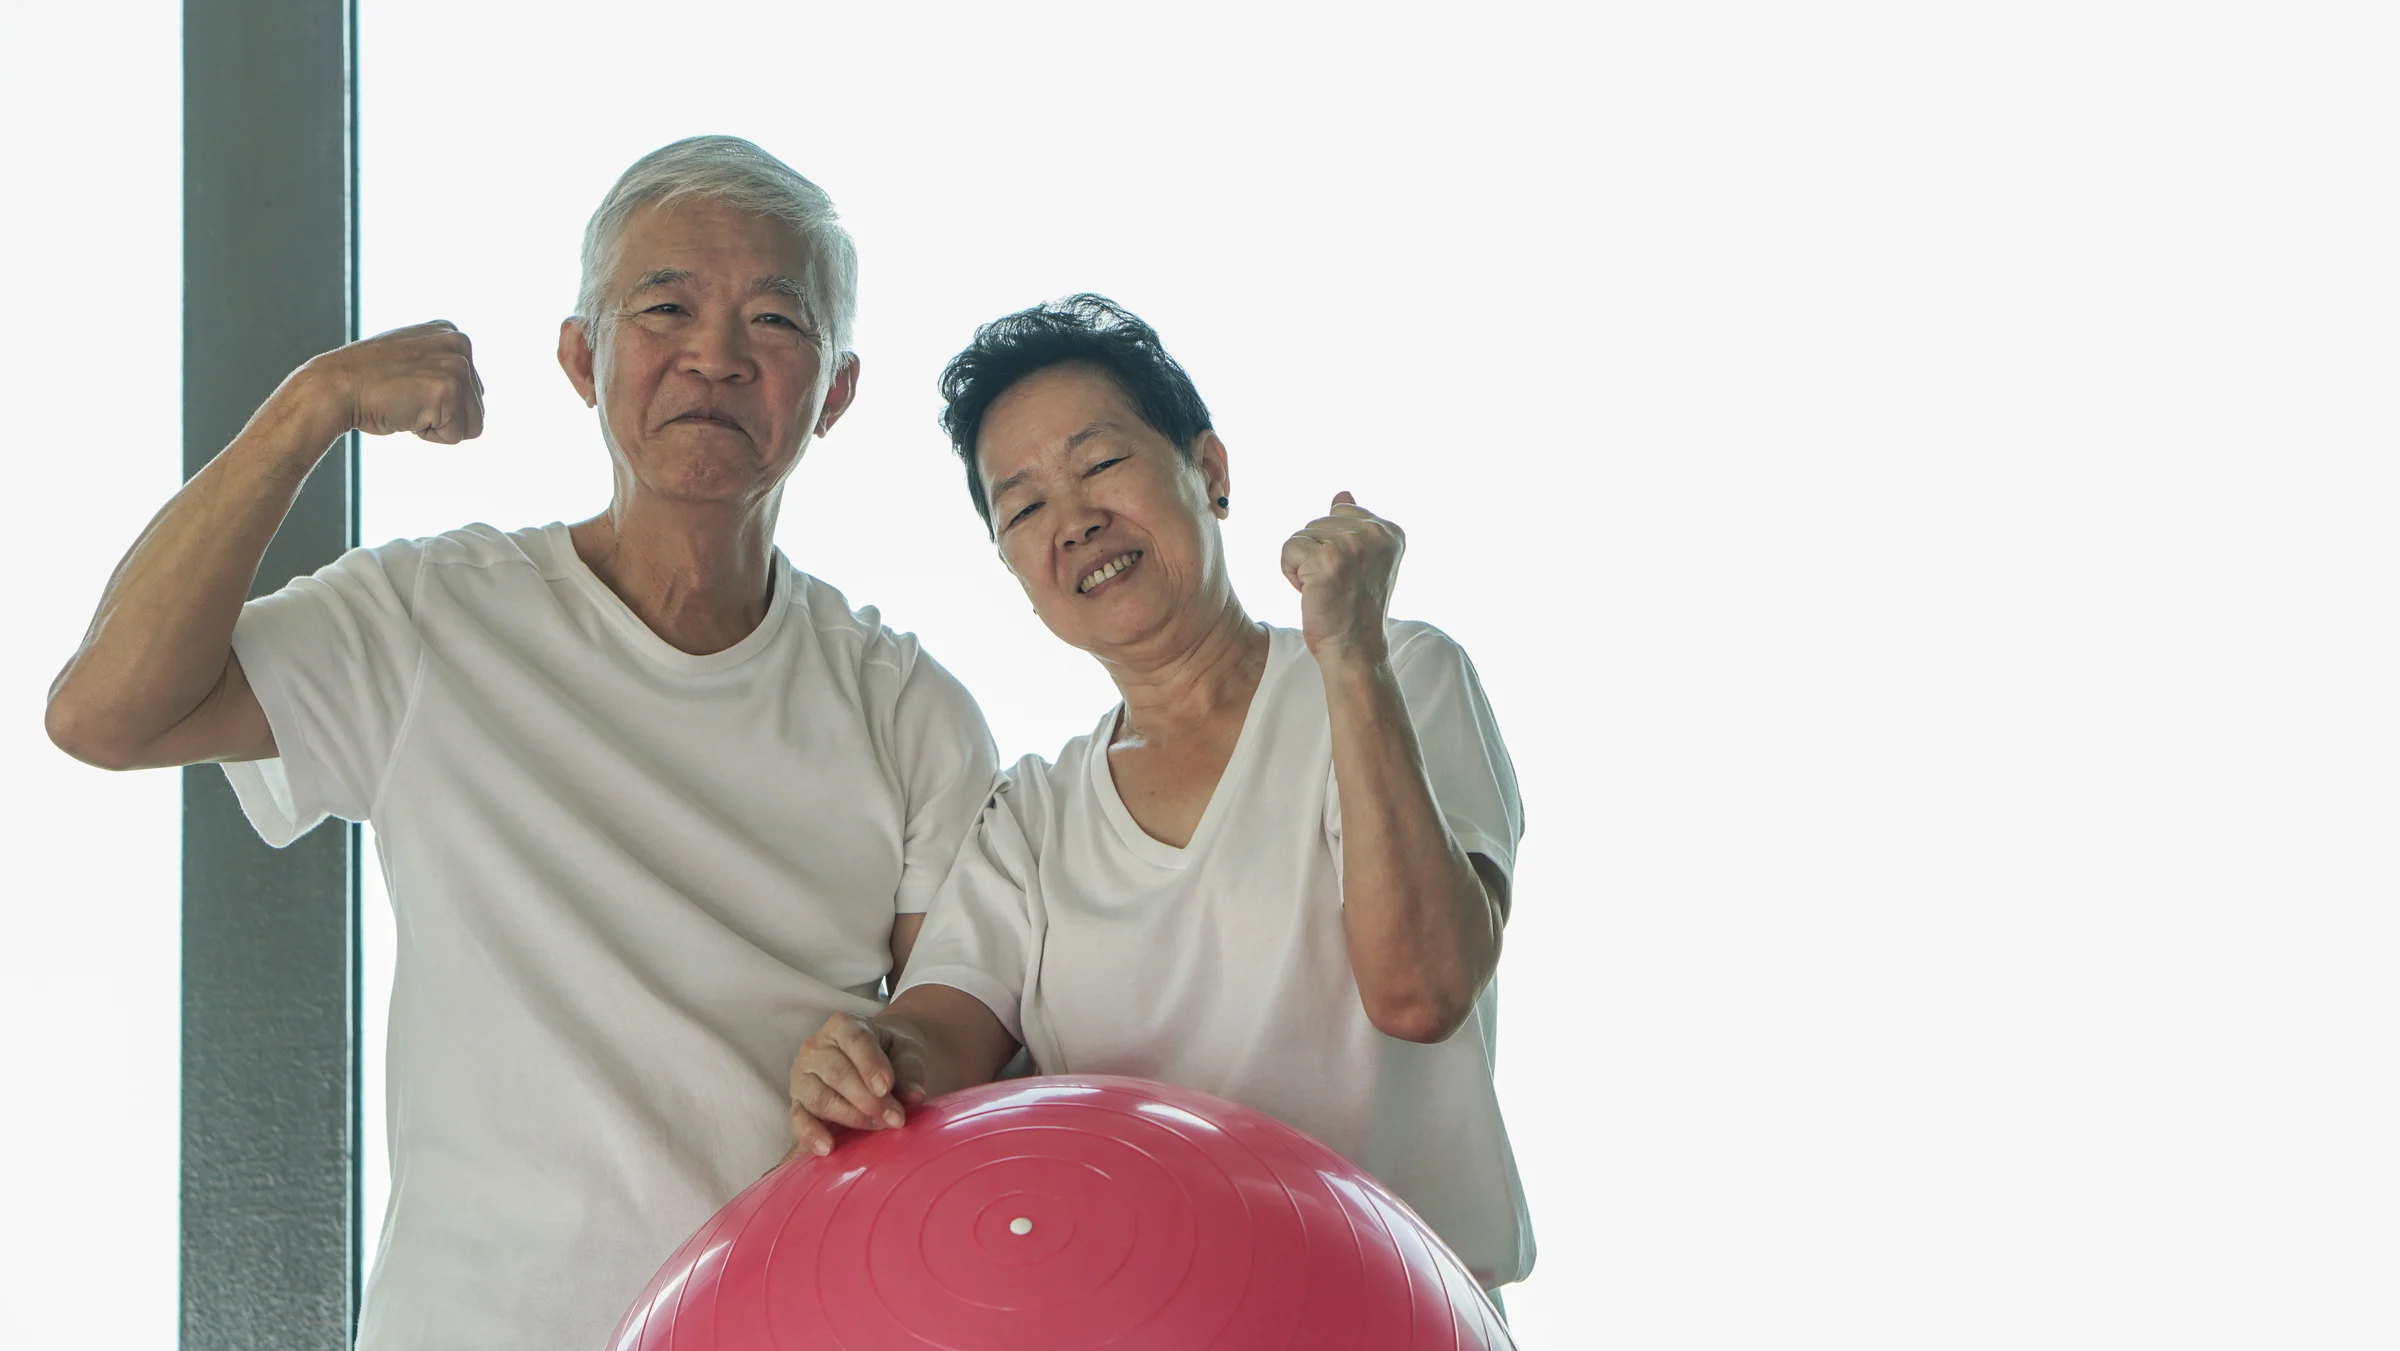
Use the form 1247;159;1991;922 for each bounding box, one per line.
574;135;857;355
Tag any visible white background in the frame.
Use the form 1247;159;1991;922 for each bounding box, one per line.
5;2;2397;1346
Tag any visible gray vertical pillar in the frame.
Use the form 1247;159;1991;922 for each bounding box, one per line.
182;0;360;1346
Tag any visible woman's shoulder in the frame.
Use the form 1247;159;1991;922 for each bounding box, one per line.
999;747;1066;797
1382;617;1470;665
1263;618;1471;666
995;709;1110;810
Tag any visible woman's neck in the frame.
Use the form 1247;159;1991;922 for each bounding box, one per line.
569;493;780;656
1103;600;1272;747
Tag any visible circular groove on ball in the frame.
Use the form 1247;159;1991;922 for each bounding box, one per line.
612;1076;1514;1350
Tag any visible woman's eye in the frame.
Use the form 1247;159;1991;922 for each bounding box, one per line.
646;303;685;315
1084;457;1125;477
756;313;794;326
1007;502;1041;527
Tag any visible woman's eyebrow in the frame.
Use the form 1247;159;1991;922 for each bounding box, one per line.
989;421;1129;502
1063;420;1123;451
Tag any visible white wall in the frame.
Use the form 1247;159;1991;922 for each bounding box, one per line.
355;4;2400;1343
3;3;2392;1347
0;3;183;1345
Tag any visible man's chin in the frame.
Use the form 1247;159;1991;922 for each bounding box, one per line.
630;451;798;506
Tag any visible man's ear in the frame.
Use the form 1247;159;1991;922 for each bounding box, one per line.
558;318;598;408
815;352;862;437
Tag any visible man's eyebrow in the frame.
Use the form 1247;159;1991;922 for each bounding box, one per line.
750;274;808;302
628;268;695;295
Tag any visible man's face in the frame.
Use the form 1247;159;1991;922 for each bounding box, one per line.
560;197;856;508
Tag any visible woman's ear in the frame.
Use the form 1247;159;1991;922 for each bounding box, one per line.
1195;431;1231;516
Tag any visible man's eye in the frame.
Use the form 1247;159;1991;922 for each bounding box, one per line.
1007;501;1041;527
756;313;795;326
645;303;685;315
1085;457;1125;477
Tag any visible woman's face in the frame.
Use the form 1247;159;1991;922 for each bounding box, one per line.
977;363;1231;658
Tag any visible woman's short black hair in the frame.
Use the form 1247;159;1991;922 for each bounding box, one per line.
938;293;1214;532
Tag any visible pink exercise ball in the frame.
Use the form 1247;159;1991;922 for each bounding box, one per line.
607;1074;1514;1350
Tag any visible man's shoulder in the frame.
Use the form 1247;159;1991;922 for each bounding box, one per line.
349;521;555;579
780;568;993;735
783;567;932;673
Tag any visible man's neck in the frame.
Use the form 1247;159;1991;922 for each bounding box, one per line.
569;495;781;656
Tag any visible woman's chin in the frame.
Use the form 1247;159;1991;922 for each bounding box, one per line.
1044;604;1183;657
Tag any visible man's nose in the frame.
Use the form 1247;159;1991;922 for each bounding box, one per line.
682;312;755;383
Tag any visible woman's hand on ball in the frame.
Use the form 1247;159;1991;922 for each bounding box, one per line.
787;1012;922;1156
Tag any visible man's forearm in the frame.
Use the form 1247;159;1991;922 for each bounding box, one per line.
1323;652;1504;1044
46;373;343;766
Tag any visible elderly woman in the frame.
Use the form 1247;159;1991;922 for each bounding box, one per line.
786;295;1532;1295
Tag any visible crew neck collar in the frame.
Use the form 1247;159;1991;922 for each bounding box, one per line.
539;521;793;673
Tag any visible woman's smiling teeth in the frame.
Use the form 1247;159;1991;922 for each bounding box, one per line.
1077;551;1143;595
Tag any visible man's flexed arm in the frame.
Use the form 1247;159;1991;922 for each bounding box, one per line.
45;321;484;771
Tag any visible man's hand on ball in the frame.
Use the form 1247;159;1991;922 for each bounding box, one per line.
1280;491;1404;664
299;320;486;445
786;1012;925;1157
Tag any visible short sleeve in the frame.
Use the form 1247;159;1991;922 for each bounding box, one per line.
895;779;1040;1043
1327;623;1524;884
222;540;428;847
877;646;1002;915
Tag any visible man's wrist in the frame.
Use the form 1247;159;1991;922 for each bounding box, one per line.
234;364;354;483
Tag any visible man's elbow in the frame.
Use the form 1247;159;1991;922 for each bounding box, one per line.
44;695;148;771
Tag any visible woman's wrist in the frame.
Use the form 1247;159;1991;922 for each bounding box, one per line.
1315;639;1394;692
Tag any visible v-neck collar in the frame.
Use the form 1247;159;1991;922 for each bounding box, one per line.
541;521;792;674
1088;625;1298;869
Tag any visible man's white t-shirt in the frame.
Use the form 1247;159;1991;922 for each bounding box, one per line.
898;621;1534;1288
222;522;998;1351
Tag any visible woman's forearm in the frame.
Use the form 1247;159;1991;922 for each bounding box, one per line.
1323;651;1505;1044
879;984;1020;1099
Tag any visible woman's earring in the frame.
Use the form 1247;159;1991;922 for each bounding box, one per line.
1216;496;1230;510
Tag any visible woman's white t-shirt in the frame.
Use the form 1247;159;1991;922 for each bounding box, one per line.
899;621;1534;1288
222;522;998;1351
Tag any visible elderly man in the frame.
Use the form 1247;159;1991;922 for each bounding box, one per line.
45;137;996;1349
